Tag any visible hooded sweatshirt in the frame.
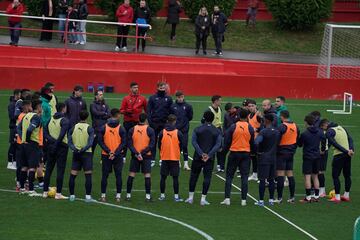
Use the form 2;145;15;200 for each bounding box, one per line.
298;126;325;160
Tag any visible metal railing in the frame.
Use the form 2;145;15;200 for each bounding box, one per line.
0;13;152;53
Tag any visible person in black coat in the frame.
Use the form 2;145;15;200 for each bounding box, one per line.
211;5;228;56
134;0;151;52
195;7;210;55
40;0;55;41
166;0;181;41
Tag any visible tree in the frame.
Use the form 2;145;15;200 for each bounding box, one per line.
264;0;333;30
95;0;163;20
22;0;43;16
181;0;237;22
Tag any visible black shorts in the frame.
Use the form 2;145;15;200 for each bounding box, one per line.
72;152;93;171
160;160;180;177
276;153;294;171
302;158;320;175
319;150;329;172
21;142;41;168
101;154;124;174
258;163;275;180
129;156;151;174
191;157;214;177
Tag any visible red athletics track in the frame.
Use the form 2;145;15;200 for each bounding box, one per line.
0;45;358;100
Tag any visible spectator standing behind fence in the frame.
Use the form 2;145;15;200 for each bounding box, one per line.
77;0;88;45
134;0;151;52
57;0;68;42
66;4;79;44
166;0;181;41
115;0;134;52
246;0;259;27
6;0;24;46
40;0;55;41
211;6;227;57
195;7;210;55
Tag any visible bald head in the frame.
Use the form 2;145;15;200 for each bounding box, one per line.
262;99;272;111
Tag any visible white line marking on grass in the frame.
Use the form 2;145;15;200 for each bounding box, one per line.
186;155;317;240
214;174;318;240
0;188;214;240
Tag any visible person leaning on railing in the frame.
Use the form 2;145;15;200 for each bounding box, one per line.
6;0;24;46
115;0;134;52
134;0;151;52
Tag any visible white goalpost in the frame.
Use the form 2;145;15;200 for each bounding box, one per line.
327;92;353;115
317;24;360;80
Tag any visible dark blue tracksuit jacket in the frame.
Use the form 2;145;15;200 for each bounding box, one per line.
170;100;193;133
298;126;325;160
147;91;173;127
254;126;280;165
192;123;222;160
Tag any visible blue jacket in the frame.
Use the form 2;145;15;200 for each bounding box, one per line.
98;119;127;157
90;100;110;132
192;122;222;160
147;91;173;126
298;126;325;160
44;112;69;148
65;95;87;128
255;126;280;164
170;100;193;132
8;96;16;129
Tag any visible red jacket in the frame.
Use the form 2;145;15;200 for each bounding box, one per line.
116;4;134;24
6;3;24;23
120;94;147;122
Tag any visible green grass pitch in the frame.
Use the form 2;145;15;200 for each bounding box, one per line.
0;90;358;240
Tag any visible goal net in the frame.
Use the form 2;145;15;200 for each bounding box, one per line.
317;24;360;79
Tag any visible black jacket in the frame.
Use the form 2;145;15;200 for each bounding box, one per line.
167;0;181;24
134;6;151;24
195;15;210;36
57;0;69;15
298;126;326;160
211;12;227;34
41;0;55;17
64;95;87;128
90;100;110;132
147;91;173;126
192;123;222;160
255;126;280;164
78;2;88;20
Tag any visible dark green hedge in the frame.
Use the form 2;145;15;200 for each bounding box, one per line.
181;0;237;22
264;0;333;30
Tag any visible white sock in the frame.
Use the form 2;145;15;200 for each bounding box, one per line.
184;161;189;167
253;172;258;178
335;194;341;200
344;192;350;198
86;195;91;200
70;194;75;198
223;198;230;202
306;195;312;201
269;199;274;202
188;192;194;200
174;194;179;199
146;194;151;200
319;187;325;194
101;193;106;198
116;193;121;199
126;193;131;198
201;194;206;202
161;193;165;198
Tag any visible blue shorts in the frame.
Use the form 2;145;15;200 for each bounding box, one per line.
276;153;294;171
129;156;151;174
21;142;41;168
303;158;320;175
160;160;180;177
